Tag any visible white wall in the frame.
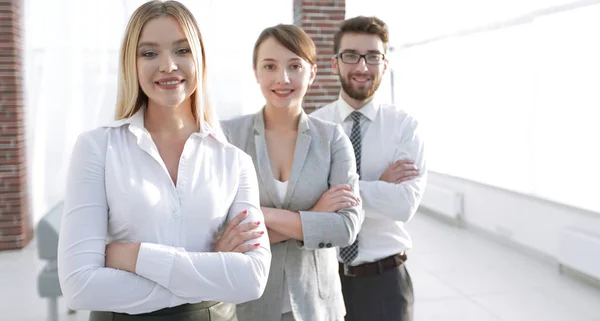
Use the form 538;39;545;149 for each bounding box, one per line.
23;0;292;224
350;0;600;214
429;171;600;260
346;0;600;260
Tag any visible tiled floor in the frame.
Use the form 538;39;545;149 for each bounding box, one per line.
2;213;600;321
408;214;600;321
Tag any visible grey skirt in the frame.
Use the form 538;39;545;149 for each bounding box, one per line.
89;301;237;321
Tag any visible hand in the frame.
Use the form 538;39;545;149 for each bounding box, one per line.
380;159;419;184
310;184;360;213
105;242;140;273
214;210;263;253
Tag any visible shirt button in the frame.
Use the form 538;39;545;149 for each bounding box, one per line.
318;242;325;248
326;243;332;248
172;211;180;219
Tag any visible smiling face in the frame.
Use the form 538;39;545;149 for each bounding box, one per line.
136;15;197;109
333;32;387;103
254;37;316;111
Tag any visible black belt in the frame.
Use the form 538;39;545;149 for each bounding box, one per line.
132;301;219;316
341;253;407;277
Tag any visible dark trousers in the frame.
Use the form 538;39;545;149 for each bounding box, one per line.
89;301;236;321
339;262;414;321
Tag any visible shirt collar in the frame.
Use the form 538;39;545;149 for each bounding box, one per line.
336;95;380;122
105;106;228;145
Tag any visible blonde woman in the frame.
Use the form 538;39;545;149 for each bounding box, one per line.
57;1;270;320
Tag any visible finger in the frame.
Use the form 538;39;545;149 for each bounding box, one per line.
231;231;264;248
328;189;356;197
329;200;356;212
232;231;263;246
318;186;355;211
343;195;360;206
332;194;358;203
395;159;415;165
319;192;354;210
221;220;256;245
390;171;411;183
223;210;249;235
233;243;261;253
248;230;265;240
392;165;416;174
329;190;360;202
392;159;415;168
223;220;261;244
406;169;420;177
327;184;352;194
395;169;420;180
390;167;419;179
238;221;262;232
393;174;419;184
331;195;359;207
399;163;418;171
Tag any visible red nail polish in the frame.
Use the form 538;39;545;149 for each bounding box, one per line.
259;231;265;235
254;243;260;247
255;221;261;226
243;210;248;214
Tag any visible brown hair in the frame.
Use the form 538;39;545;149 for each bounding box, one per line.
333;16;389;54
252;24;316;68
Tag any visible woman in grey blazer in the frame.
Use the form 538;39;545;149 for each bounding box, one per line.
222;25;364;321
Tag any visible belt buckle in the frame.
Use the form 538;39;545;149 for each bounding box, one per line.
376;260;385;274
343;263;357;277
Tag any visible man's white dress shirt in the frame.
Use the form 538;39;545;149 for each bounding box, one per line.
311;96;427;266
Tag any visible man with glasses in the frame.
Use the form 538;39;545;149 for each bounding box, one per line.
311;16;427;321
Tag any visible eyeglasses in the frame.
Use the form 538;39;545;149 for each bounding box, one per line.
336;51;386;65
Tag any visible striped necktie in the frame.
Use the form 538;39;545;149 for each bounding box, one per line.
339;111;362;263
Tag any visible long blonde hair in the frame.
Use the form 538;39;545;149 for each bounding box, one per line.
115;0;220;134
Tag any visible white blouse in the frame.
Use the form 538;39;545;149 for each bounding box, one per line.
272;179;292;314
57;109;271;314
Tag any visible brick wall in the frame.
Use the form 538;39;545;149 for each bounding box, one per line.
0;0;32;251
294;0;345;113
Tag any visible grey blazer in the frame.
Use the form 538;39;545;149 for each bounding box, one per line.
221;109;364;321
